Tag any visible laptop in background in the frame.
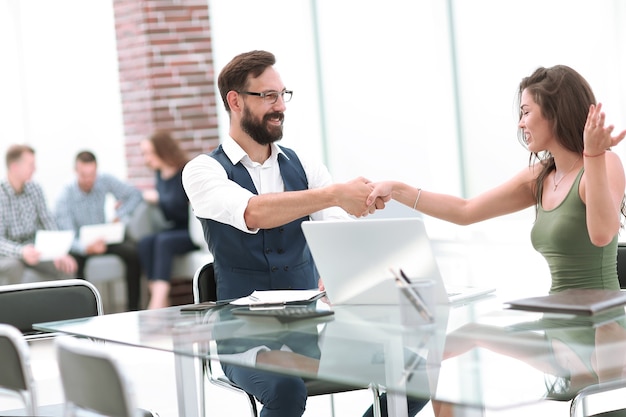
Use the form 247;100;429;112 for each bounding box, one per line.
301;218;495;306
34;230;74;261
79;222;125;247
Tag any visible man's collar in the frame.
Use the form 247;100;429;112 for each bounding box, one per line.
222;136;289;165
3;177;25;195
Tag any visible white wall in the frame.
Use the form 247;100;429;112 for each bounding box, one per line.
0;0;127;208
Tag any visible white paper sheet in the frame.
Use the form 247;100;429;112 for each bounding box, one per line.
34;230;74;261
230;289;325;306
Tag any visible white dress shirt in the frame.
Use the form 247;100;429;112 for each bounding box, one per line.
182;137;349;366
182;136;350;233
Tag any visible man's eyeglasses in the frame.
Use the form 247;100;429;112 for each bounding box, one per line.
238;89;293;104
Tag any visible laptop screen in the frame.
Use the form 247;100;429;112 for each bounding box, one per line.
301;218;449;306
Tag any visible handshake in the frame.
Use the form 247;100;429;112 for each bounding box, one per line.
333;177;394;218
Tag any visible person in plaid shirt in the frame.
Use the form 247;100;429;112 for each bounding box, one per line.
55;150;143;310
0;144;77;285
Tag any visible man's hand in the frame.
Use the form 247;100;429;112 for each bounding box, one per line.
86;239;107;255
335;177;380;217
54;254;78;275
21;244;40;265
143;189;159;204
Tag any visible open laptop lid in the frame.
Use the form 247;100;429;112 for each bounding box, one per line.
301;218;449;305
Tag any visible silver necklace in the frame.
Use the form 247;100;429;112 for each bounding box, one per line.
553;157;580;191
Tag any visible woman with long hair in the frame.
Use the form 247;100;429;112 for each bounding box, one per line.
138;131;198;309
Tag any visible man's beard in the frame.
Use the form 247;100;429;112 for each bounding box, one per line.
241;107;284;145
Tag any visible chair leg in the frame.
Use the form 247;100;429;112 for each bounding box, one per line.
106;281;116;312
370;384;382;417
203;359;258;417
246;393;258;417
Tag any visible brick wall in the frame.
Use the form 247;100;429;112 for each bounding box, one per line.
112;0;220;189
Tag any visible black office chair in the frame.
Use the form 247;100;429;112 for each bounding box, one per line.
0;279;103;340
569;243;626;417
192;262;380;417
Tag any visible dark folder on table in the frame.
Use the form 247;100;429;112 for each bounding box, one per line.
506;289;626;316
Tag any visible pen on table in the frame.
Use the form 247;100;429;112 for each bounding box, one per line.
390;268;434;322
399;269;434;320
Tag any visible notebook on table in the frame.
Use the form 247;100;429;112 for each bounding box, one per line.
506;289;626;316
301;218;495;306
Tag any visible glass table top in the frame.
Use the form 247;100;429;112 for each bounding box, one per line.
34;296;626;410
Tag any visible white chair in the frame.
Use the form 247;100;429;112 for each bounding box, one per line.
56;336;159;417
0;279;103;416
84;254;126;312
126;202;213;281
0;323;41;416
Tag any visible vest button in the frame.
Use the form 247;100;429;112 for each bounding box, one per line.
283;266;289;271
277;248;284;254
271;266;278;272
265;248;272;254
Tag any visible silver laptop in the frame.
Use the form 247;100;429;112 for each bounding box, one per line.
301;218;495;306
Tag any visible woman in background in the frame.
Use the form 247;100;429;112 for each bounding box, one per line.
139;131;198;309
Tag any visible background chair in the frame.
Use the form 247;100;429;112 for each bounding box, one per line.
126;202;213;306
192;262;377;417
0;324;40;416
84;254;126;313
568;242;626;417
56;336;158;417
0;279;103;339
0;280;103;416
126;202;213;281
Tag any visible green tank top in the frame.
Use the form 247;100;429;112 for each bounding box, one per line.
531;168;619;293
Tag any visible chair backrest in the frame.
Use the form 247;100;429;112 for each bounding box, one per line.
618;243;626;289
0;279;103;339
56;336;136;417
0;324;37;415
192;262;216;303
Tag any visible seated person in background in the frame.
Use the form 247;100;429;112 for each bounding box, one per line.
138;131;198;309
0;144;77;285
55;150;143;311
